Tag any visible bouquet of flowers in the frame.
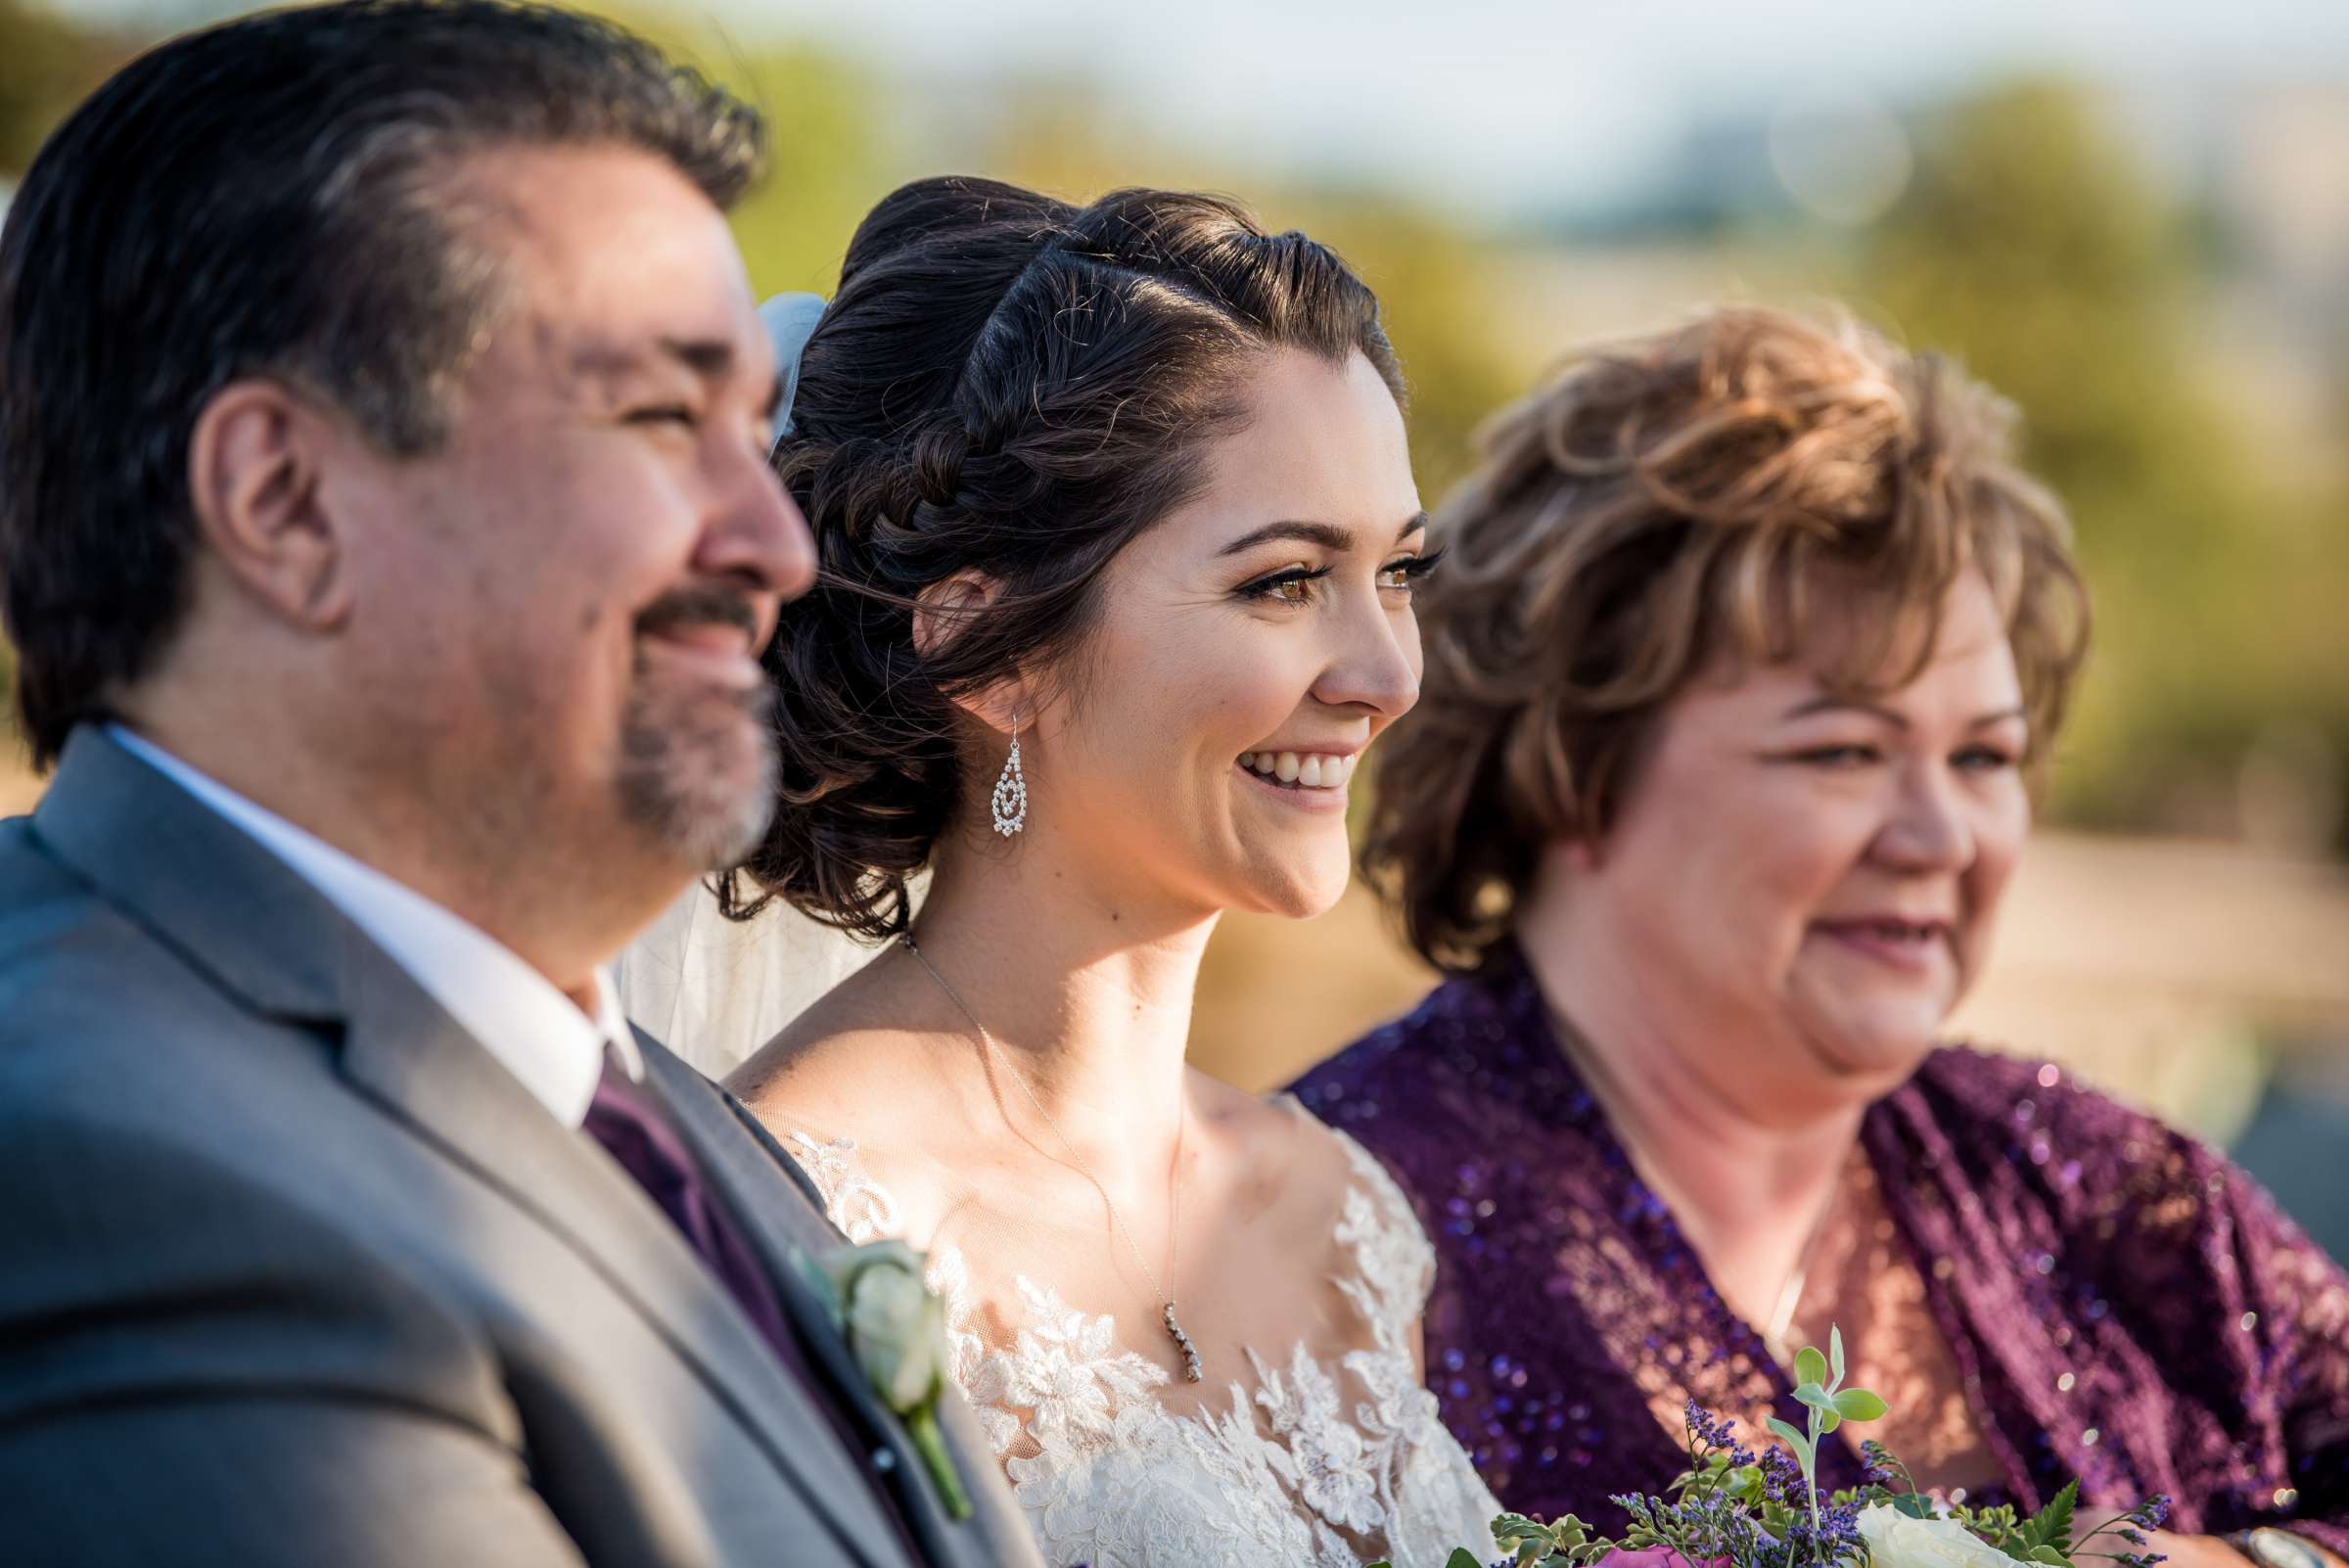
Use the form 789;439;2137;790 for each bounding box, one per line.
1372;1328;2171;1568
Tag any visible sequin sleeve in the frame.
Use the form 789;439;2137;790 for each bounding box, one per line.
1899;1050;2349;1554
2211;1151;2349;1556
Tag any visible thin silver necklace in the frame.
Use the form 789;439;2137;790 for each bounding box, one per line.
898;933;1203;1383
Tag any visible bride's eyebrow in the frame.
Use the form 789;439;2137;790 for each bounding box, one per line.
1218;511;1429;557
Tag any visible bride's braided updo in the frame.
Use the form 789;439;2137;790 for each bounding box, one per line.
722;176;1403;940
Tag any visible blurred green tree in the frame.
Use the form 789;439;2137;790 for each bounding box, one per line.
585;7;890;297
1;0;125;178
1855;80;2349;844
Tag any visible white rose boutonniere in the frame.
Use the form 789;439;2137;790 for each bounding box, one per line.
1860;1505;2032;1568
818;1239;972;1521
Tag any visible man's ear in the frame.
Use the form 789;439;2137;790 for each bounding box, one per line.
185;379;353;630
914;569;1033;735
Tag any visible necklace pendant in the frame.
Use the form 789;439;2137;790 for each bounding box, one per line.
1163;1302;1203;1383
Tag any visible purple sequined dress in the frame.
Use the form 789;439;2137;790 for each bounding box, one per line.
1290;950;2349;1555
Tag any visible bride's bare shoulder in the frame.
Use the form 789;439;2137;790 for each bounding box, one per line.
724;964;932;1133
1192;1070;1363;1225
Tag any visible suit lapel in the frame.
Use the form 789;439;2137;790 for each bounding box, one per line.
31;729;908;1568
642;1045;1042;1568
336;955;905;1566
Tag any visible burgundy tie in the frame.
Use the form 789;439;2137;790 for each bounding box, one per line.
578;1050;925;1553
579;1048;802;1373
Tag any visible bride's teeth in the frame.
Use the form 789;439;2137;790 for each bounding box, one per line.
1334;754;1357;783
1274;752;1300;783
1298;756;1324;787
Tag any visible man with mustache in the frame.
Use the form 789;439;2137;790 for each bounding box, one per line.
0;5;1036;1565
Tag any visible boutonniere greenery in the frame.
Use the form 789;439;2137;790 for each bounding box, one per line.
811;1239;973;1521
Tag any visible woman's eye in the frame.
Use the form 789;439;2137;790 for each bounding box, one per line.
1797;744;1881;769
626;404;699;431
1378;547;1447;593
1955;745;2019;772
1239;566;1327;606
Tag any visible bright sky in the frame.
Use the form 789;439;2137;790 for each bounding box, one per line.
69;0;2349;216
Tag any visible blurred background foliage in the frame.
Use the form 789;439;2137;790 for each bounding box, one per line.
6;0;2344;854
4;0;2347;1249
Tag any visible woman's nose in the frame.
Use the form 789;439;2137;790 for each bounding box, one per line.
1873;763;1976;872
1311;594;1421;719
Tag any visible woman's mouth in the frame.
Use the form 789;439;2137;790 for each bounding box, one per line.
1810;917;1953;974
1237;751;1359;791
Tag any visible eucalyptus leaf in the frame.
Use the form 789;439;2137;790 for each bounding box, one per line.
1818;1406;1842;1434
1766;1414;1812;1460
1793;1383;1838;1413
1829;1324;1846;1384
1793;1346;1830;1387
1833;1388;1889;1423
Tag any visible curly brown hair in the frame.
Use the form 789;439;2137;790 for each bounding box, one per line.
1366;305;2090;973
720;176;1402;941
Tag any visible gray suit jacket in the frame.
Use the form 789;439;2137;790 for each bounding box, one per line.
0;728;1043;1568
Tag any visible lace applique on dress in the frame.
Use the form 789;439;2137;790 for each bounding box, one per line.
785;1123;1501;1568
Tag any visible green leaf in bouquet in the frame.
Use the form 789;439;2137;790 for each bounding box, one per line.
1766;1415;1813;1462
1448;1551;1487;1568
1793;1345;1830;1387
1792;1383;1843;1430
2019;1479;2079;1555
2031;1548;2071;1566
1833;1388;1888;1423
1830;1324;1845;1382
1894;1492;1939;1519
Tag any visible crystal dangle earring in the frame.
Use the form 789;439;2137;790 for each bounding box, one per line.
990;713;1029;837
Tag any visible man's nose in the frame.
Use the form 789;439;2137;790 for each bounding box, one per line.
700;452;817;608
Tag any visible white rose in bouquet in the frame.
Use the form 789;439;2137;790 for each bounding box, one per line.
1858;1504;2021;1568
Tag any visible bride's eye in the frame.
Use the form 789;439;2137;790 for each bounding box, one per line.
1377;547;1447;593
1237;565;1330;607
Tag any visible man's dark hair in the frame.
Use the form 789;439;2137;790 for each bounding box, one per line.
0;0;766;766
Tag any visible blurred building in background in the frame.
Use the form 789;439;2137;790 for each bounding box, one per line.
6;0;2346;1252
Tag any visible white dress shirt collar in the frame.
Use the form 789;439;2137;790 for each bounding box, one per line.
109;724;641;1128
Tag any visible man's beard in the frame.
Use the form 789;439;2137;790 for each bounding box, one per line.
616;591;779;871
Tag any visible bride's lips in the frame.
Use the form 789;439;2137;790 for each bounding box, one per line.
1232;747;1361;816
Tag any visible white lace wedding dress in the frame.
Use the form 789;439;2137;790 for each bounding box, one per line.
785;1105;1502;1568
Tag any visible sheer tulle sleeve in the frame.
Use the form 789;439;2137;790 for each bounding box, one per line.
612;880;883;1078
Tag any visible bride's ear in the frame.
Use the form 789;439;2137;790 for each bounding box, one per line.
913;569;1033;736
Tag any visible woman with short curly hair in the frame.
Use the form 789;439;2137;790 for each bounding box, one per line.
1292;306;2349;1567
718;176;1503;1568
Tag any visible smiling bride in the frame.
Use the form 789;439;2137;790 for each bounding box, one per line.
714;176;1502;1568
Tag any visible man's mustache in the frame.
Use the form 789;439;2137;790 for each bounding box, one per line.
634;584;763;647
